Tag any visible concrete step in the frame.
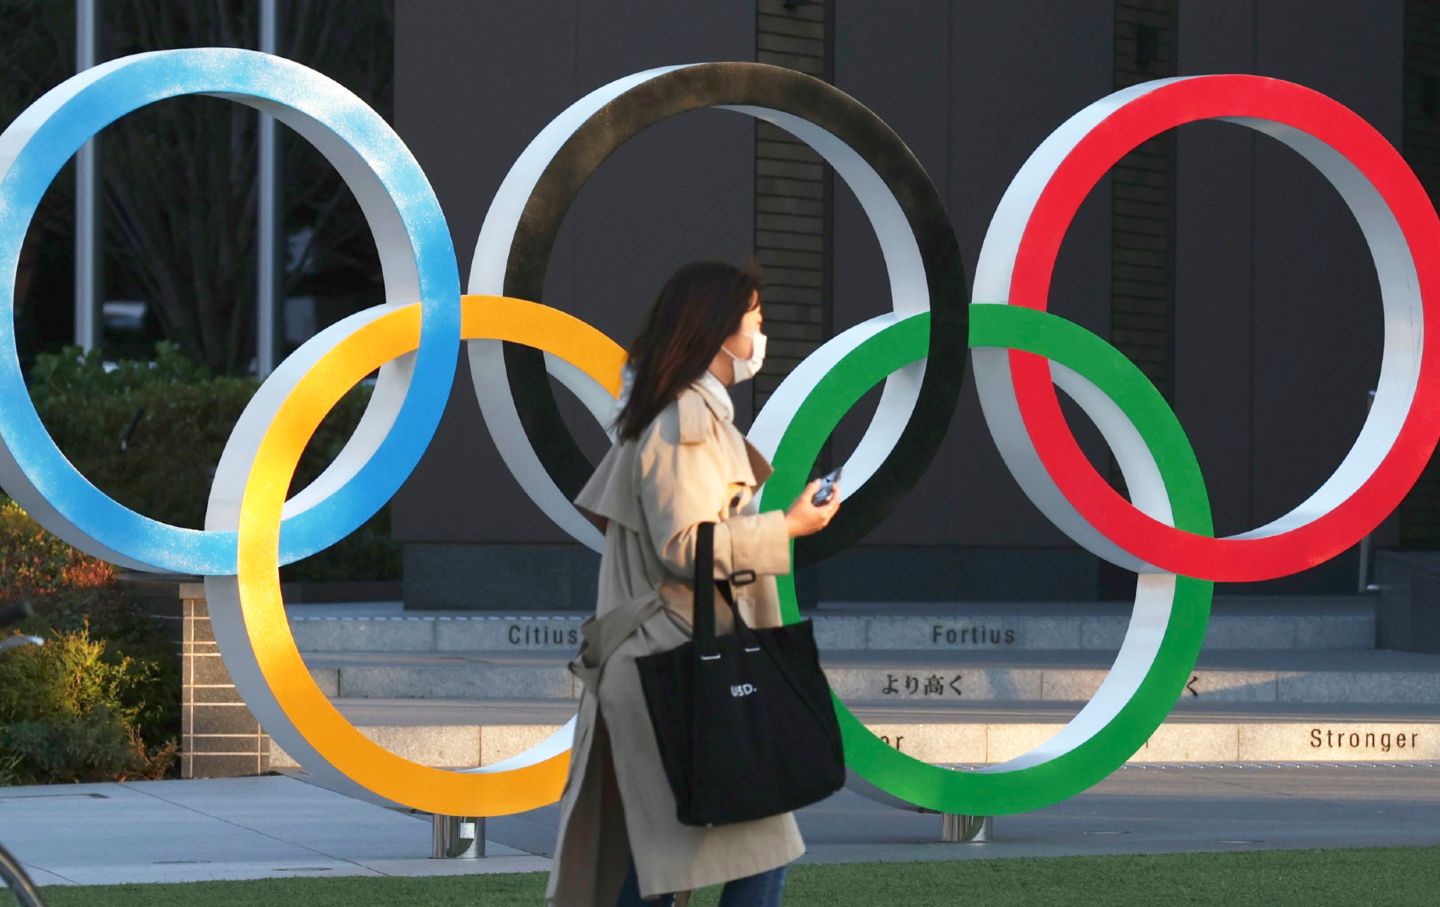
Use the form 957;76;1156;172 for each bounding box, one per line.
287;595;1376;654
299;647;1440;705
269;699;1440;769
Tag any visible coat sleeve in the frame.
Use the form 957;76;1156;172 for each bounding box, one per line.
637;413;791;582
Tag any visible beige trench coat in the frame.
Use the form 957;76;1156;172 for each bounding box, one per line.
545;379;806;906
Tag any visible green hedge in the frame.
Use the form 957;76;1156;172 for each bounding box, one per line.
27;342;399;582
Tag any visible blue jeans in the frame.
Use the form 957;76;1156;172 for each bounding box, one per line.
615;860;788;906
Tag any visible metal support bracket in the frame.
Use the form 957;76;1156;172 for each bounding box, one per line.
941;813;992;843
431;814;485;859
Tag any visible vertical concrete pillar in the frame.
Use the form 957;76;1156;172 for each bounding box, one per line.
125;574;271;778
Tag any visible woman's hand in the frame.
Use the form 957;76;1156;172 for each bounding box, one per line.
785;479;842;538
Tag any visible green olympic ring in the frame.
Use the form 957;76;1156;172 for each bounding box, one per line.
759;304;1214;815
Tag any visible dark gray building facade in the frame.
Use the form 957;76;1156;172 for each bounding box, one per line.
391;1;1436;609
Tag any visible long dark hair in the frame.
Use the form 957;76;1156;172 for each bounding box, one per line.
616;260;763;442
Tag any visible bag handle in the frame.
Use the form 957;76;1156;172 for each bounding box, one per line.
693;523;762;658
716;581;763;651
694;522;718;653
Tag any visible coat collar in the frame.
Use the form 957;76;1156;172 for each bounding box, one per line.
693;370;735;422
677;374;734;445
677;378;774;489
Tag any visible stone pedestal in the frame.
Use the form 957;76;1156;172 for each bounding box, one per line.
123;574;271;778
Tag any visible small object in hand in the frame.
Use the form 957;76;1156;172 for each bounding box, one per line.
811;467;843;506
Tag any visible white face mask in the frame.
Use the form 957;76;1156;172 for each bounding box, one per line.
722;331;767;384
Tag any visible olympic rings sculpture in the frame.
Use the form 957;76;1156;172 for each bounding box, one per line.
1;49;1436;819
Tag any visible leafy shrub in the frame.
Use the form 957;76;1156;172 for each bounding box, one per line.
27;341;398;581
0;503;180;785
0;628;178;785
0;498;117;598
0;601;180;785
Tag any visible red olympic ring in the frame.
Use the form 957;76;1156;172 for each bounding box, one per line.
1007;75;1440;582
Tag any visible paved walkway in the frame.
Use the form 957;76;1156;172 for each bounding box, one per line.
2;763;1438;887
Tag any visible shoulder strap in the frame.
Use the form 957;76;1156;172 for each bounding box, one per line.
693;522;717;652
693;522;761;653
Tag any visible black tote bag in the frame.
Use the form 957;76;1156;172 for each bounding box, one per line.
635;522;845;827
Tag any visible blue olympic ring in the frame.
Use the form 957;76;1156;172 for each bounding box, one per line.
0;48;460;574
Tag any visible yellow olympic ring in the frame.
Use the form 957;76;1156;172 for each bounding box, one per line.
235;295;624;816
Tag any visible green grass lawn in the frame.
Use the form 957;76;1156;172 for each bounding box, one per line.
29;846;1440;906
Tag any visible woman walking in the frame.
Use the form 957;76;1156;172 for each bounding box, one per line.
546;261;841;906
